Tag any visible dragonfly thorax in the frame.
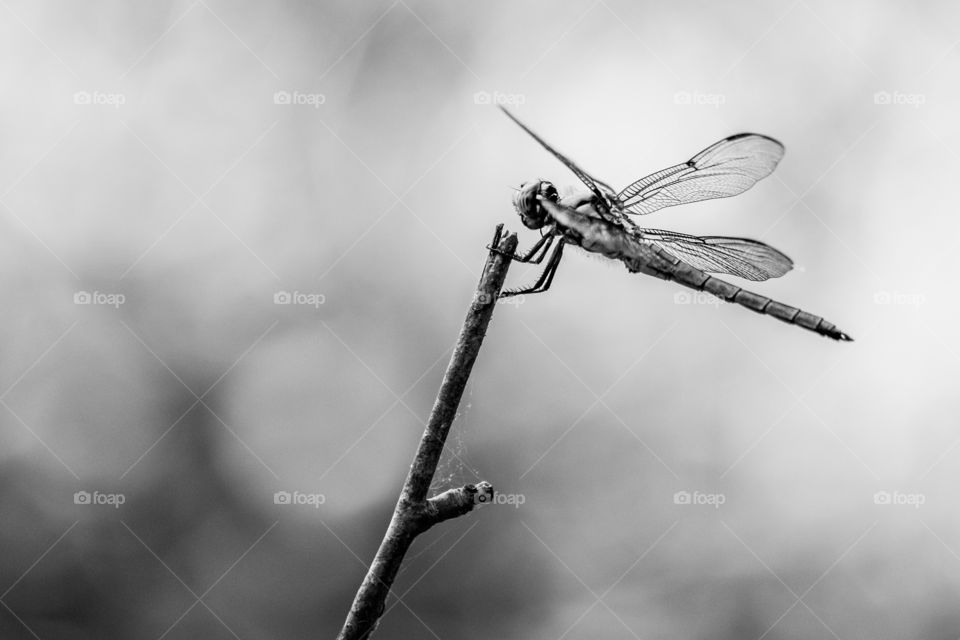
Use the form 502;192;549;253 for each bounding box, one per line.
513;180;558;229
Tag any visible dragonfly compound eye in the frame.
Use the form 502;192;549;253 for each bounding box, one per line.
514;180;551;229
539;182;558;202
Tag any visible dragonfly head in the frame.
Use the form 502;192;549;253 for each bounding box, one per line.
513;180;559;229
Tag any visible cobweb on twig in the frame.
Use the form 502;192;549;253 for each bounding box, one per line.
429;387;483;494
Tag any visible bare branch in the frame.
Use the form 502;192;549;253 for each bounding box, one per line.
336;225;518;640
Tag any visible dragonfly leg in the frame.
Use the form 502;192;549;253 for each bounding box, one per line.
500;240;564;297
488;233;554;264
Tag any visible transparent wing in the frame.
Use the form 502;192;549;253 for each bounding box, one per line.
500;106;618;209
617;134;784;216
636;228;793;281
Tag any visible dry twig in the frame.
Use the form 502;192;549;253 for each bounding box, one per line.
336;225;519;640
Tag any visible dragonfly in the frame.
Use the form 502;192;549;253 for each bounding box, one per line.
494;106;852;342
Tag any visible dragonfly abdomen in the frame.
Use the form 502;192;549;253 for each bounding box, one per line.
700;275;850;340
628;243;852;341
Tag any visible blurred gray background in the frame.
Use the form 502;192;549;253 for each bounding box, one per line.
0;1;956;638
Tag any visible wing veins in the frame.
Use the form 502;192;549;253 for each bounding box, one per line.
637;228;793;281
617;134;785;216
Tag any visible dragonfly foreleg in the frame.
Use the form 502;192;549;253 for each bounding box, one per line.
500;240;565;298
488;233;554;264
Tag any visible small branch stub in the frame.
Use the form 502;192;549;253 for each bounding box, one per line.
336;226;517;640
424;482;495;527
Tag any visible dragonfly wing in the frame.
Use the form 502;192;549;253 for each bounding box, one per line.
617;134;784;216
500;106;618;211
637;228;793;281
